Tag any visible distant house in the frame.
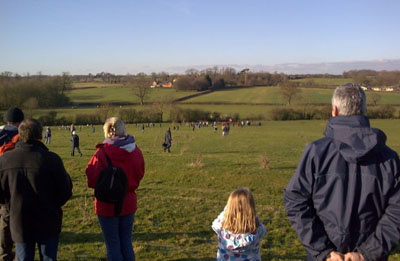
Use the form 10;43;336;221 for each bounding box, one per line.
360;85;371;91
151;80;173;88
371;86;397;92
383;86;396;92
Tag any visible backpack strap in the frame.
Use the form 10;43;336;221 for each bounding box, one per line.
103;149;124;217
103;151;113;168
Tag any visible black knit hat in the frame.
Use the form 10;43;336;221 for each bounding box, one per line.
4;107;24;123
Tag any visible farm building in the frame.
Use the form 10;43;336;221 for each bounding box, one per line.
151;80;173;88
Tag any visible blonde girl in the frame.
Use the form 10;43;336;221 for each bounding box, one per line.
212;187;266;261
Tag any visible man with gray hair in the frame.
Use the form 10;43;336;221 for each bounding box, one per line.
0;119;72;260
284;83;400;261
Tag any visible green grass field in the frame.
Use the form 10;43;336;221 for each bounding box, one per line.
66;87;197;105
37;119;400;260
183;86;400;105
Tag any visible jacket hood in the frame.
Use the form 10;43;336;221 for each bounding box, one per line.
323;115;386;163
103;135;136;153
96;135;136;159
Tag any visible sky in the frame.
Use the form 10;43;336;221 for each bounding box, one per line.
1;0;400;75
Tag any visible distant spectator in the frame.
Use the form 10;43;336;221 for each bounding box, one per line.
162;128;172;153
44;127;51;144
71;131;82;157
70;124;75;134
86;117;145;261
212;187;266;260
0;119;72;261
0;107;24;260
222;125;229;137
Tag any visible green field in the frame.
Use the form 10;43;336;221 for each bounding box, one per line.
35;120;400;260
66;87;197;105
183;86;400;105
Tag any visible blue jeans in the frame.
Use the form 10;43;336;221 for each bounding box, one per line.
98;213;135;261
16;235;59;261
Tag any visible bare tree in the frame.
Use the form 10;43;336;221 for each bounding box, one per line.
126;76;152;105
370;92;381;106
151;94;174;122
279;80;302;105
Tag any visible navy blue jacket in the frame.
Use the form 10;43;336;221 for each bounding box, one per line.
284;116;400;261
71;134;79;147
0;126;18;146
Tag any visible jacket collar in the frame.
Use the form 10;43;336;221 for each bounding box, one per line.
15;140;49;151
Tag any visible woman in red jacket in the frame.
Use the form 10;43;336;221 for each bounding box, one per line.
86;117;144;261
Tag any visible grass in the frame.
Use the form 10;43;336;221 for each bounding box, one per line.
32;119;400;260
183;86;400;105
66;87;197;105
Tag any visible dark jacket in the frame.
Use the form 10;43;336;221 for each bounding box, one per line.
164;130;172;145
0;140;73;243
284;115;400;261
0;125;18;146
71;134;79;147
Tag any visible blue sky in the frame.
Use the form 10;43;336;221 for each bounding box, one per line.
1;0;400;75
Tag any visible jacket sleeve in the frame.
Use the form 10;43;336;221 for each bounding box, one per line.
128;147;145;192
51;153;73;206
212;209;225;234
85;148;105;189
357;156;400;260
283;144;335;261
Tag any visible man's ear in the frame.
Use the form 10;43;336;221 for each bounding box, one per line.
332;106;338;117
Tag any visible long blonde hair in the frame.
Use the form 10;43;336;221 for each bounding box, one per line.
103;117;126;138
222;187;257;234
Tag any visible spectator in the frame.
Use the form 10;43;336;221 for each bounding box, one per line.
163;128;172;153
0;119;72;261
44;127;51;144
284;84;400;261
86;117;145;261
71;131;82;157
0;107;24;261
70;123;75;134
212;187;266;260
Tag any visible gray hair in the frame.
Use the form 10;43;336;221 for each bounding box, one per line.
18;119;43;143
332;83;366;116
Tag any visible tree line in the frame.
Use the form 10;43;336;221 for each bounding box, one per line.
0;72;71;110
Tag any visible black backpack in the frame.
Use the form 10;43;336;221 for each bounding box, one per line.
95;152;128;216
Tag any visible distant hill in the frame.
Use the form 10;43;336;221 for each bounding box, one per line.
166;59;400;75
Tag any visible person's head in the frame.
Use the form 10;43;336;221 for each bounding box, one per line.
103;117;126;138
4;107;24;127
222;187;257;234
331;83;366;116
18;119;43;143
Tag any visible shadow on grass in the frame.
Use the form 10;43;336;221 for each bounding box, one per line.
261;254;305;260
60;231;103;244
171;257;216;261
133;230;214;242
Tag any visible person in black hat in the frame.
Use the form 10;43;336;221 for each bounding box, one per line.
0;106;24;261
